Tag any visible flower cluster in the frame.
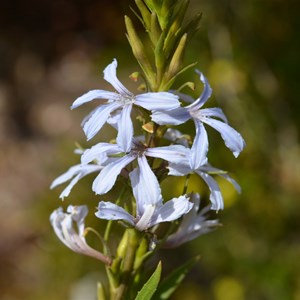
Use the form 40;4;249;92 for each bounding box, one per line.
51;59;245;259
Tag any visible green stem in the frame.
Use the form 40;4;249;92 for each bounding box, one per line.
183;173;190;195
110;228;141;300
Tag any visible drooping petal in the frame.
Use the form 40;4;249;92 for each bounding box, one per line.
92;155;136;195
130;156;162;216
95;201;135;225
195;170;224;211
201;118;245;157
187;71;212;111
59;174;82;199
135;92;180;111
190;120;208;169
82;102;122;140
199;165;241;193
200;107;228;123
219;173;241;193
146;145;190;164
151;107;190;125
150;195;193;227
81;143;122;165
71;90;120;109
51;165;103;199
116;104;133;152
103;59;133;97
50;165;82;189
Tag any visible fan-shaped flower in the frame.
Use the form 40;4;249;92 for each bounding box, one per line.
95;156;192;231
71;59;180;152
151;71;245;161
81;139;190;196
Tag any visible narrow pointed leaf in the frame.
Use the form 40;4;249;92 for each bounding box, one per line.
135;261;162;300
135;0;151;29
155;256;200;299
125;15;155;86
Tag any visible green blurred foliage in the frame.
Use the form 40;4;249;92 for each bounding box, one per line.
0;0;299;299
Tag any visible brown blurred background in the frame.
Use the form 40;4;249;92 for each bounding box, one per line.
0;0;300;299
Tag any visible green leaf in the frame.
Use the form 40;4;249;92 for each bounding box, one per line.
155;256;200;299
135;261;162;300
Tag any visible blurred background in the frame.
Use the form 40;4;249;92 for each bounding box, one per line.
0;0;299;299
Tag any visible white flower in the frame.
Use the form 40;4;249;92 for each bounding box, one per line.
50;164;103;199
168;147;241;211
50;205;111;265
81;139;190;196
151;71;245;161
71;59;180;151
164;193;219;248
95;156;193;231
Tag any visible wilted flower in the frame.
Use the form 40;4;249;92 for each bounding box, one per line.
164;193;219;248
50;205;111;265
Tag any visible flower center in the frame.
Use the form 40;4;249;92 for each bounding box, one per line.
130;140;147;157
119;95;135;105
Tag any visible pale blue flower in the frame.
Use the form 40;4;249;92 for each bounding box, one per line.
50;164;104;199
151;71;245;161
71;59;180;151
81;139;190;196
164;193;219;248
95;156;193;231
50;205;111;265
168;147;241;211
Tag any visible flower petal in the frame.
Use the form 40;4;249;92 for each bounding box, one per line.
81;143;122;165
150;195;193;226
130;156;162;216
170;91;195;104
82;102;121;140
187;71;212;111
92;155;135;195
95;201;134;225
151;107;190;125
195;170;224;211
103;59;133;97
71;90;120;109
168;162;191;176
200;107;228;123
50;165;82;189
199;165;241;193
146;145;190;164
116;104;133;152
136;92;180;111
67;205;88;235
202;118;245;157
190;121;208;169
51;165;102;199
